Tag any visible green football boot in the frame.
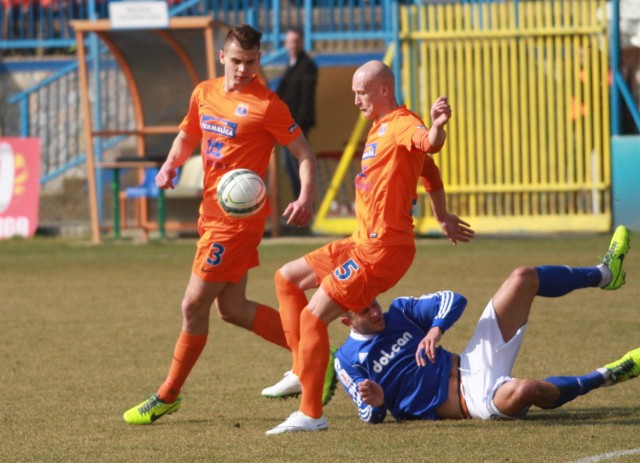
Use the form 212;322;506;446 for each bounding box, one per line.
123;394;182;425
601;225;630;290
322;347;338;406
604;348;640;386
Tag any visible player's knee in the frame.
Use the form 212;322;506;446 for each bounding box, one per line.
274;268;289;288
510;378;544;405
277;261;297;282
508;267;538;292
181;287;214;313
276;258;315;290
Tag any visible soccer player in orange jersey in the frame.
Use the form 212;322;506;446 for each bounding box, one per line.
122;24;317;425
265;61;473;435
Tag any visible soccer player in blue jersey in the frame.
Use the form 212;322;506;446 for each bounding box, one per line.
335;226;639;422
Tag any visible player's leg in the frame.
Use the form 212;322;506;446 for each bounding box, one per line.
493;378;559;415
277;256;319;370
123;274;224;425
215;273;289;349
485;227;631;418
195;214;276;336
266;288;343;435
490;266;539;342
531;225;629;298
494;346;640;415
124;216;248;425
491;262;613;343
261;258;315;399
494;371;607;415
492;225;630;342
264;242;344;404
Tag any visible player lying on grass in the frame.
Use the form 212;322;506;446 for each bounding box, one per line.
335;226;638;422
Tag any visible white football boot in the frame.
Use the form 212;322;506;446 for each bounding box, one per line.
261;371;302;399
265;411;328;435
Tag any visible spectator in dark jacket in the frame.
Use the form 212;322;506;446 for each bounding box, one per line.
276;28;318;199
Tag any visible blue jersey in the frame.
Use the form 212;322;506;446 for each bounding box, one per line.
335;291;467;423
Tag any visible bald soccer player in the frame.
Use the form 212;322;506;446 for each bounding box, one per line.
265;60;472;435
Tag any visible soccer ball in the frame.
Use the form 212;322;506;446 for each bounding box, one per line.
217;168;267;218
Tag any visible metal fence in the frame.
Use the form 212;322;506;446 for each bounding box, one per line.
312;0;617;236
0;0;402;52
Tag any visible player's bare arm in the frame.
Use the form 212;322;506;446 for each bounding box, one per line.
157;130;201;190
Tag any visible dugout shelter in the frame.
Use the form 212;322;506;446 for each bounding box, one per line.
72;17;225;243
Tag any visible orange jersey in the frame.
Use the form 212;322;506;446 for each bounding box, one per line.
353;105;432;246
179;76;302;220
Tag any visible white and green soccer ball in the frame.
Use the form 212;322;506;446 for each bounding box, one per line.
217;168;267;218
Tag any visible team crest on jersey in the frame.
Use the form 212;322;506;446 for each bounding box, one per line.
288;122;299;133
206;139;224;158
362;142;377;160
235;104;249;117
337;367;353;388
378;123;388;136
200;115;237;138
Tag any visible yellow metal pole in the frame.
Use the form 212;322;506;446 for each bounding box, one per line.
508;1;521;215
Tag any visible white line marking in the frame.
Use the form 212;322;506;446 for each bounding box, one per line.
571;448;640;463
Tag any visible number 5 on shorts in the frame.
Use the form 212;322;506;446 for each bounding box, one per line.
334;258;360;280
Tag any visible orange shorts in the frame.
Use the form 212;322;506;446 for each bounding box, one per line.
192;214;265;283
304;237;416;312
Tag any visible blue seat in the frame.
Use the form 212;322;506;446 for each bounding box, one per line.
123;167;160;199
119;167;181;233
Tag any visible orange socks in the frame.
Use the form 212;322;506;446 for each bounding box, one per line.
157;331;207;404
298;308;329;419
250;303;290;350
275;270;309;375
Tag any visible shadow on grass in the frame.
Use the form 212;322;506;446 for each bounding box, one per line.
523;407;640;426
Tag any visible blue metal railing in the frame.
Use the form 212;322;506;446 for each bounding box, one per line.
1;0;403;51
0;0;109;50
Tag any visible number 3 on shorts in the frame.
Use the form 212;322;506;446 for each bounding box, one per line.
334;258;360;280
206;243;225;266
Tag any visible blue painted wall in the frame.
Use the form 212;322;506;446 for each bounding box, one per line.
612;135;640;231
